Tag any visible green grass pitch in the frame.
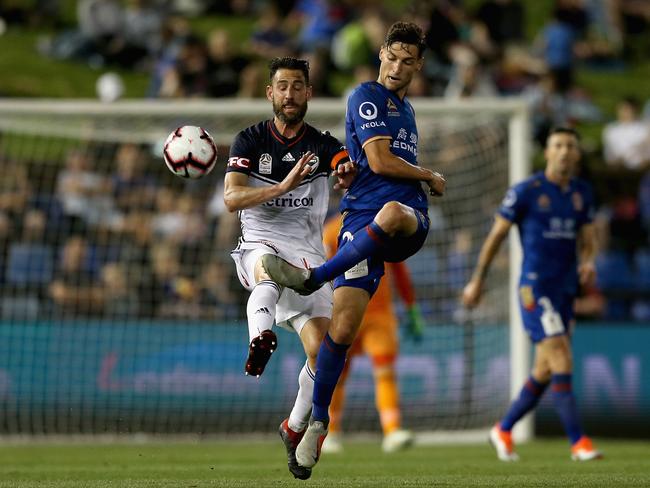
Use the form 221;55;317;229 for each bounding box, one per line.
0;439;647;487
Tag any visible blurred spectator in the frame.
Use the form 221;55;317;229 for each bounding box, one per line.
0;158;31;228
620;0;650;61
49;236;102;316
197;259;239;319
39;0;122;67
111;143;158;215
158;34;210;98
119;211;155;316
288;0;351;96
537;4;580;92
603;96;650;170
444;47;498;98
55;149;117;233
424;0;464;67
149;242;200;319
475;0;525;48
206;174;241;252
114;0;165;70
101;262;139;318
206;29;251;97
423;1;497;93
0;212;11;284
288;0;350;54
152;190;207;245
147;15;192;98
331;8;387;72
237;61;267;98
639;172;650;234
248;4;294;60
523;72;601;146
5;209;54;291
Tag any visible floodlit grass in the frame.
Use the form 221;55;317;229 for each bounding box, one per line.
0;439;647;487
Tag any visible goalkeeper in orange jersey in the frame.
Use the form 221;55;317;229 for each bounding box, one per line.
319;214;423;453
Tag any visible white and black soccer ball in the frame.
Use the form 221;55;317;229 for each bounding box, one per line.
163;125;218;179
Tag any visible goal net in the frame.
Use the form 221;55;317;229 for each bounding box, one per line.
0;98;530;437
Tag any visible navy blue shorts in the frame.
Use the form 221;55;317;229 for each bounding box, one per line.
332;208;430;296
518;281;574;343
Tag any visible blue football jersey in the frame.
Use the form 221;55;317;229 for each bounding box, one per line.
498;171;595;294
341;81;428;212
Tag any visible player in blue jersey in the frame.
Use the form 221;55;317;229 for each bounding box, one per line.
262;22;446;470
462;127;602;462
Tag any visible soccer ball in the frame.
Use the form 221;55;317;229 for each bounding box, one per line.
163;125;218;179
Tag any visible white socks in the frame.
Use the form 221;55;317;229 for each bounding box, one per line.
246;280;280;342
288;361;315;432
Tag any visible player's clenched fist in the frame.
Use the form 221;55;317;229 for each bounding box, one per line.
426;170;446;197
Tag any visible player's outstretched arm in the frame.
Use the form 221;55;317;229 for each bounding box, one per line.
578;223;598;286
462;215;512;308
363;139;445;196
224;151;314;211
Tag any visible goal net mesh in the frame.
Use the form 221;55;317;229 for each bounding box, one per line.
0;100;513;435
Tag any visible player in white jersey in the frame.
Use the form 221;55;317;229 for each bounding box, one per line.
223;57;353;480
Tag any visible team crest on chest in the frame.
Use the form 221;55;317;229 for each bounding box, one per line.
537;194;551;211
306;154;319;175
572;192;583;211
259;153;272;174
387;99;400;116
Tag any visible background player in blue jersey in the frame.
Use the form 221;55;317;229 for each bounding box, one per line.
462;127;602;462
262;22;446;471
224;57;354;480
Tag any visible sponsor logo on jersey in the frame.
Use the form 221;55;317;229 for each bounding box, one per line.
358;101;378;120
264;194;314;208
282;152;295;162
361;120;387;130
537;194;551;211
391;139;417;157
387;99;400;117
572;192;583;212
228;157;250;169
259;153;272;174
519;285;536;311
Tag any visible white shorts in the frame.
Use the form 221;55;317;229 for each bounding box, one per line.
231;239;333;335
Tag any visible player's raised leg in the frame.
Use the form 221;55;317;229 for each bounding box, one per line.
262;201;420;295
243;256;281;377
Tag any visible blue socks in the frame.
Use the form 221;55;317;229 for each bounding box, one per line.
551;373;583;444
500;376;549;431
312;333;350;422
311;221;390;285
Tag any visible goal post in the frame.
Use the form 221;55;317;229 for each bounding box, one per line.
0;97;531;438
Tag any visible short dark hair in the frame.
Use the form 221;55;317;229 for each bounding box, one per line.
384;22;426;58
547;126;580;142
268;57;310;84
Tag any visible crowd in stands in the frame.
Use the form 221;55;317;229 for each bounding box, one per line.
0;142;240;322
1;0;650;322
